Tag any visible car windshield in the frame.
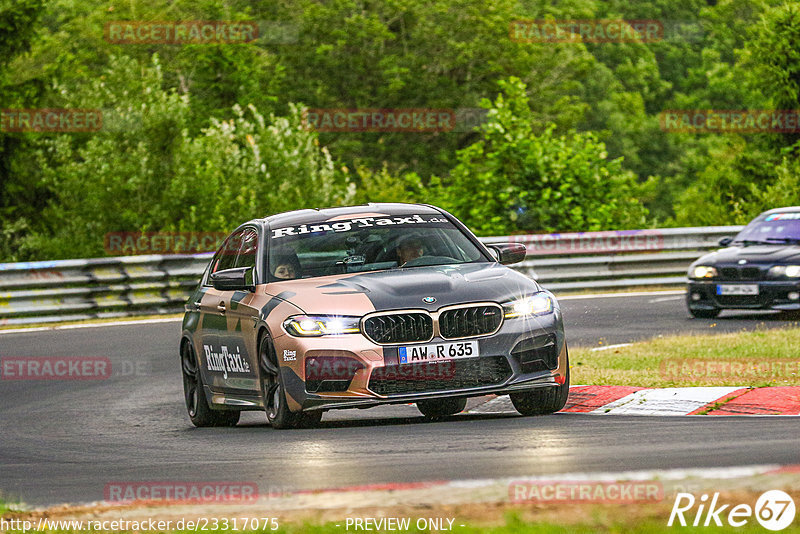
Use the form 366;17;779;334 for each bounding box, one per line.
733;212;800;244
267;213;487;281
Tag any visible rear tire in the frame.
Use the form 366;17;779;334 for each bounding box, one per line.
181;341;240;427
417;397;467;419
689;307;720;319
510;349;570;416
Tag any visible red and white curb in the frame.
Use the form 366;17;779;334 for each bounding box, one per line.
469;386;800;415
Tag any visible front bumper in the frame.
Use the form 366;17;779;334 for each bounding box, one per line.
273;309;567;412
687;280;800;311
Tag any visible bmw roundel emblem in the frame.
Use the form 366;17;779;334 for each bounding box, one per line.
422;296;437;304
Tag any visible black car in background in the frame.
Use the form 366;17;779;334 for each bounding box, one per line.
687;207;800;318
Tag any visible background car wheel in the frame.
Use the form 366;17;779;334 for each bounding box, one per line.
416;397;467;419
181;341;240;427
258;333;315;429
689;307;721;318
510;349;570;416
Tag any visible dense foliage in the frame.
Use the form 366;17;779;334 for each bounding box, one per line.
1;0;799;260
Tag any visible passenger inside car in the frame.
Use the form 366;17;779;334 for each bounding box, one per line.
271;249;302;280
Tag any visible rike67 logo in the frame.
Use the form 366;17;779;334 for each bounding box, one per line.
669;490;796;531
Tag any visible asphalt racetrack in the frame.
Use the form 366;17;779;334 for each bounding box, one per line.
1;291;799;506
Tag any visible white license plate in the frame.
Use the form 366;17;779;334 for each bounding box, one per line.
398;340;479;364
716;284;759;295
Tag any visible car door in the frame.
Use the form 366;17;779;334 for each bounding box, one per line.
222;226;262;395
198;228;249;392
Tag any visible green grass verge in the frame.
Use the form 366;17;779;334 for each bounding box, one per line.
0;497;13;514
572;326;800;387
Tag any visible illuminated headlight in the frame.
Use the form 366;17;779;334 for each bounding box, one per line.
692;266;718;279
503;293;554;318
283;315;361;336
768;265;800;278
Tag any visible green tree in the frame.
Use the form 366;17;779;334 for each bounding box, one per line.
0;0;46;261
24;55;353;259
672;1;800;225
436;78;648;235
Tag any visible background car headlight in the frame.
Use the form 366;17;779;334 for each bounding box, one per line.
692;265;718;279
284;315;361;336
768;265;800;278
503;293;554;318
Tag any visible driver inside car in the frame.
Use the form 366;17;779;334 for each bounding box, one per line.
396;236;425;267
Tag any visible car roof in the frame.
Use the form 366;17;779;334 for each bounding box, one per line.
255;203;443;227
761;206;800;215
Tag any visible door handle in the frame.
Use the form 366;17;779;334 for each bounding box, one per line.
217;302;226;314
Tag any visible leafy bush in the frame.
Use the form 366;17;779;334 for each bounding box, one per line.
436;78;649;235
25;55;353;259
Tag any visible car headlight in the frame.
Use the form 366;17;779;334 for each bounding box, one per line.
503;293;554;318
691;265;718;279
768;265;800;278
283;315;361;336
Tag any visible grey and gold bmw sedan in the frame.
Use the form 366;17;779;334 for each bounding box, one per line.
179;203;569;428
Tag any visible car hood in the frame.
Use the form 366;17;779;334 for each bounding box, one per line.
265;262;542;315
694;245;800;266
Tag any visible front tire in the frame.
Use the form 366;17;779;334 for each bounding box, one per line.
417;397;467;419
510;349;570;416
259;333;320;429
181;341;240;427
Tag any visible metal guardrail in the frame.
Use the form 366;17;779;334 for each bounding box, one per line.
0;226;744;325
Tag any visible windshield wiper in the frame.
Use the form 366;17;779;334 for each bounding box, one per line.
731;239;771;246
763;237;800;244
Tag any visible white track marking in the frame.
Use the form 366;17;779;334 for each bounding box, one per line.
590;343;633;352
0;317;182;335
648;295;683;303
558;290;685;301
592;387;743;416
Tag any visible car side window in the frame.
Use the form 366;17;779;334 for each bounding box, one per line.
234;228;259;270
210;229;245;275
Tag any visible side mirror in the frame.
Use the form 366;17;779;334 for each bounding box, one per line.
210;267;255;291
719;237;733;247
489;243;527;265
